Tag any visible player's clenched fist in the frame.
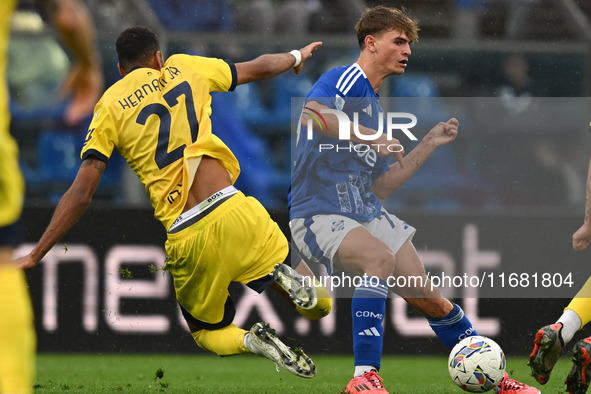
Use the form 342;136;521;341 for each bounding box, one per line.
573;222;591;251
425;118;459;147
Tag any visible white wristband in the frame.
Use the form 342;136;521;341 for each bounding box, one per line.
290;49;302;68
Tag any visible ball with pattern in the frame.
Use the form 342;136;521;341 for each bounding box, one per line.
448;335;506;392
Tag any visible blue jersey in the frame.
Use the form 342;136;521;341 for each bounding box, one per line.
290;64;390;221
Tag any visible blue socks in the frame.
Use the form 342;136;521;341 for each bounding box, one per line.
427;303;477;350
352;278;388;369
352;283;476;368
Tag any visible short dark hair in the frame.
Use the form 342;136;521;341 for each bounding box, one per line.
116;26;160;72
355;6;419;49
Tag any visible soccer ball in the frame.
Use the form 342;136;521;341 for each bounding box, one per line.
448;335;506;392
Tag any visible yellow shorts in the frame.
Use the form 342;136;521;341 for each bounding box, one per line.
165;191;288;327
0;130;24;230
0;264;35;394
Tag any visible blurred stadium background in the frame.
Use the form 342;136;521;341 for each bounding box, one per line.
9;0;591;362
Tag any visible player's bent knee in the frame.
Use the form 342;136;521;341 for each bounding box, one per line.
367;260;395;280
365;248;396;278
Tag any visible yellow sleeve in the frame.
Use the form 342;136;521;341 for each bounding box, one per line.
80;102;118;162
172;54;237;93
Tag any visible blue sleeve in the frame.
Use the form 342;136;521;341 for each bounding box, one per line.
307;77;338;109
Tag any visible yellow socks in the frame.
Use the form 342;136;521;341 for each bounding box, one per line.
192;324;250;356
297;279;332;320
566;276;591;329
190;280;332;356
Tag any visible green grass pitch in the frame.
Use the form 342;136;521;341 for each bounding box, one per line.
34;353;569;393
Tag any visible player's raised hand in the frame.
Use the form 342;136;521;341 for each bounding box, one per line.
293;42;322;74
573;221;591;251
425;118;459;147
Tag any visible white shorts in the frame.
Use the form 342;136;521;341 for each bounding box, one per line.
290;209;416;275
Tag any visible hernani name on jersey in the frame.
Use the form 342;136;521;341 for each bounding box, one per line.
118;66;181;110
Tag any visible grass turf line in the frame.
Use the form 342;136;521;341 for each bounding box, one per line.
35;353;564;393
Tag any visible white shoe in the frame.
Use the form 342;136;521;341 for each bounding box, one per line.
272;263;317;309
248;322;316;378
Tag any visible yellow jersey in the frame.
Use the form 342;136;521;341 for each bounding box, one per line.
0;0;25;228
81;54;239;230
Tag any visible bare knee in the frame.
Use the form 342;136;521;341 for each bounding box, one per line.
364;248;395;279
339;246;395;280
336;227;395;280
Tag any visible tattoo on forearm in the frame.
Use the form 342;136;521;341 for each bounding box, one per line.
81;159;106;175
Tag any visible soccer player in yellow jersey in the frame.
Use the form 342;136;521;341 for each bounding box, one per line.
529;155;591;393
1;0;102;393
17;26;332;378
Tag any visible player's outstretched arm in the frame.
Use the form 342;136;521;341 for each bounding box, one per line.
48;0;103;125
235;41;322;85
15;158;105;269
573;157;591;251
371;118;459;199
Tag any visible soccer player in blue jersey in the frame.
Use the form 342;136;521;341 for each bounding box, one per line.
290;6;539;393
17;26;332;380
